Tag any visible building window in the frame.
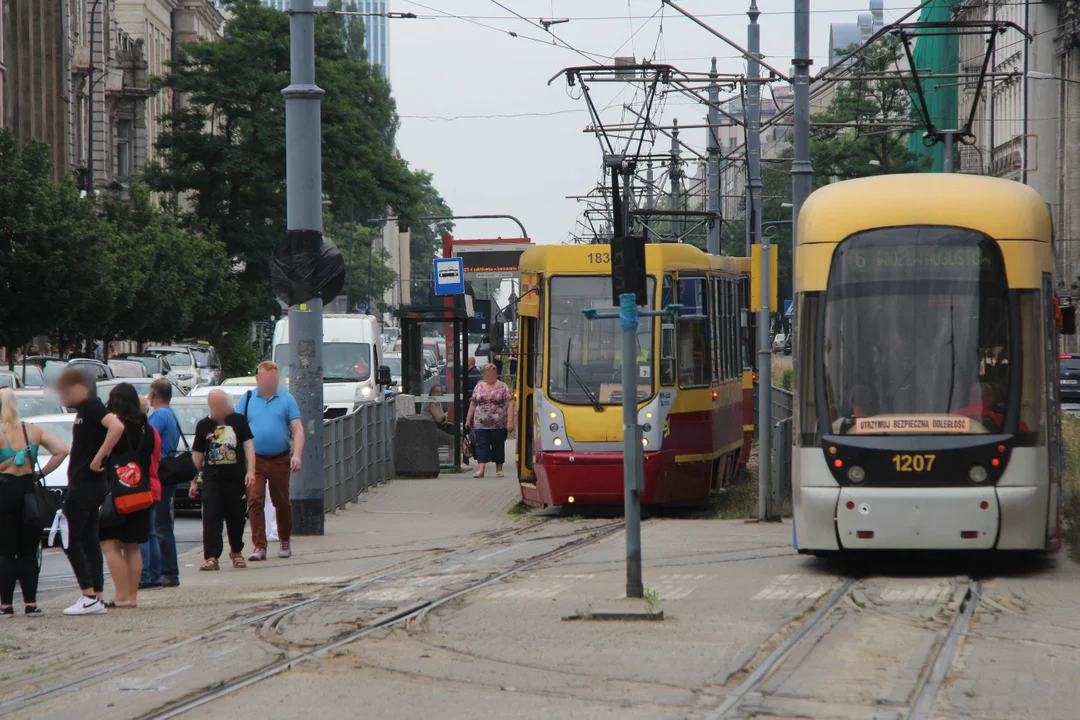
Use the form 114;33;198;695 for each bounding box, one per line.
115;119;133;179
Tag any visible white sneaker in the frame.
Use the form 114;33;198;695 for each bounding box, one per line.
63;596;107;616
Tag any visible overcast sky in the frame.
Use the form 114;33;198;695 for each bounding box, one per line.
389;1;919;245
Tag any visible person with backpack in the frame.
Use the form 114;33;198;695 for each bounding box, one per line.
55;368;126;616
0;388;68;616
98;383;156;609
240;362;303;561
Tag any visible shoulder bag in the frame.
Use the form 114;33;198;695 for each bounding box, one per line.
107;425;153;514
21;424;64;530
159;414;197;486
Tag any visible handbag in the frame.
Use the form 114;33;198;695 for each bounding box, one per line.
99;493;123;528
462;427;476;461
158;415;196;486
107;425;153;514
21;424;63;529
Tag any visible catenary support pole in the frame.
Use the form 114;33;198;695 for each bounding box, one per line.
707;58;722;255
791;0;814;320
620;293;644;598
645;163;655;242
283;0;326;534
748;0;772;521
670;121;683;241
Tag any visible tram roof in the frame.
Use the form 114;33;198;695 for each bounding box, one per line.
797;174;1052;246
518;243;746;275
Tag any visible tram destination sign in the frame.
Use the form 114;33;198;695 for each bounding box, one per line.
843;245;992;278
453;242;532;279
852;415;971;434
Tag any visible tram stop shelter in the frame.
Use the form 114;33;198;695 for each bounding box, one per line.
395;305;471;469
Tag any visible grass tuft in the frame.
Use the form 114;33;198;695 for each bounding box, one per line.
1062;415;1080;559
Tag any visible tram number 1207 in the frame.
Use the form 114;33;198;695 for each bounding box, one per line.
892;453;936;472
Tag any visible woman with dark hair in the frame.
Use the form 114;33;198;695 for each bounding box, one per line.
99;383;156;608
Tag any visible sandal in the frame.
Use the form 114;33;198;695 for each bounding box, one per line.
200;558;220;571
230;553;247;569
473;472;485;478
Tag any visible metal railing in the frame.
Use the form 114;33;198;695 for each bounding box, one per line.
752;382;795;434
321;401;396;513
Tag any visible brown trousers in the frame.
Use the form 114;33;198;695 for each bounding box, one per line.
248;454;292;549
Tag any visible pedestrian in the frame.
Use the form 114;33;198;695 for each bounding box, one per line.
466;355;482;398
99;383;156;609
190;390;255;571
465;364;515;479
55;368;125;616
140;379;181;589
239;361;303;561
508;344;519;381
0;388;68;616
423;384;470;471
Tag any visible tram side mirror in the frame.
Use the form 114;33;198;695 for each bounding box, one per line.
490;321;506;354
377;365;393;386
1060;303;1077;336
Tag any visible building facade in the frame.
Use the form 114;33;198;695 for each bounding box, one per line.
4;0;221;190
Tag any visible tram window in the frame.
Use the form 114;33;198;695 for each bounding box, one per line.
1019;290;1045;442
729;280;740;378
547;275;656;406
820;227;1016;436
533;284;544;390
660;324;676;386
678;277;710;388
798;293;821;446
740;278;753;370
719;279;730;381
710;278;721;385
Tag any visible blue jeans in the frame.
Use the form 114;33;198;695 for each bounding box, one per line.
140;496;179;584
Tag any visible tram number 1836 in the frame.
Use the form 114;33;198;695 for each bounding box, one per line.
892;453;937;472
587;252;611;264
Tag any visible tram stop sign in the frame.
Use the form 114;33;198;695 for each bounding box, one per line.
611;235;648;307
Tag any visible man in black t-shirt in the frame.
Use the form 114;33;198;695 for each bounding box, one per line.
191;390;255;569
56;368;125;616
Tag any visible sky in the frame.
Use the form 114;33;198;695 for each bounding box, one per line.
389;1;920;246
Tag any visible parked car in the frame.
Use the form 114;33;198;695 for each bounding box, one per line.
145;346;201;393
108;359;150;378
25;414;74;543
168;397;212;510
784;335;792;356
13;389;67;417
181;343;223;386
95;377;186;402
117;353;173;379
1061;354;1080;403
221;376;257;387
15;364;45;388
68;358;115;381
0;371;23;389
771;333;787;352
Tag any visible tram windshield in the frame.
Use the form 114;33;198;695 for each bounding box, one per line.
822;228;1014;436
547;275;655;406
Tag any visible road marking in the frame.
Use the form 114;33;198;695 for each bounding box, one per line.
638;574;706;600
878;581;952;605
487;574;595;599
751;573;830;601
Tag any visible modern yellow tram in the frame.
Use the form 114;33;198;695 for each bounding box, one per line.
514;244;754;507
793;173;1071;552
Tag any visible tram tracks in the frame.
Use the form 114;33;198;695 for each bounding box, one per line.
0;518;624;719
706;575;983;720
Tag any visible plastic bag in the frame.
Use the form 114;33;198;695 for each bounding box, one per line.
270;230;346;306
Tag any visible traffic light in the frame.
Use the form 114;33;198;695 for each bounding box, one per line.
611;235;647;307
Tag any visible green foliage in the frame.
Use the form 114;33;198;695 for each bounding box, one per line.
147;0;436;328
325;217;398;310
404;171;454;305
218;331;262;378
779;368;794;391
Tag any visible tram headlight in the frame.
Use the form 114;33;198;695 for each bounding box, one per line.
553;437;563;447
549;412;557;419
847;465;866;484
969;465;988;483
549;423;559;432
642;438;648;447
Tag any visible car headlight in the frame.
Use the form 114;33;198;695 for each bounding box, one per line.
355;384;374;401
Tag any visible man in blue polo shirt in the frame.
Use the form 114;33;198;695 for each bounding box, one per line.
141;379;182;588
240;361;304;560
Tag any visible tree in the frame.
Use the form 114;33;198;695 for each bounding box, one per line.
403;171;453;305
325;0;368;63
146;0;425;329
325;217;398;311
810;37;930;181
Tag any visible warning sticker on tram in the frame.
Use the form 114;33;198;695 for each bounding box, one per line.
852;415;971;434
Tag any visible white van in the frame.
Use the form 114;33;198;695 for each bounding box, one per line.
272;314;390;418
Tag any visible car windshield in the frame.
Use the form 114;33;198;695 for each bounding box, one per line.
164;352;192;367
1061;358;1080;374
0;374;17;389
191;350;210;367
547;275;656;405
821;228;1018;436
170;404;209;435
130;356;163;374
274;342;372;382
42;361;69;384
19;366;44;387
97;380;154;402
109;361;145;378
384;357;402;377
18;397;64;417
27;420;73;451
